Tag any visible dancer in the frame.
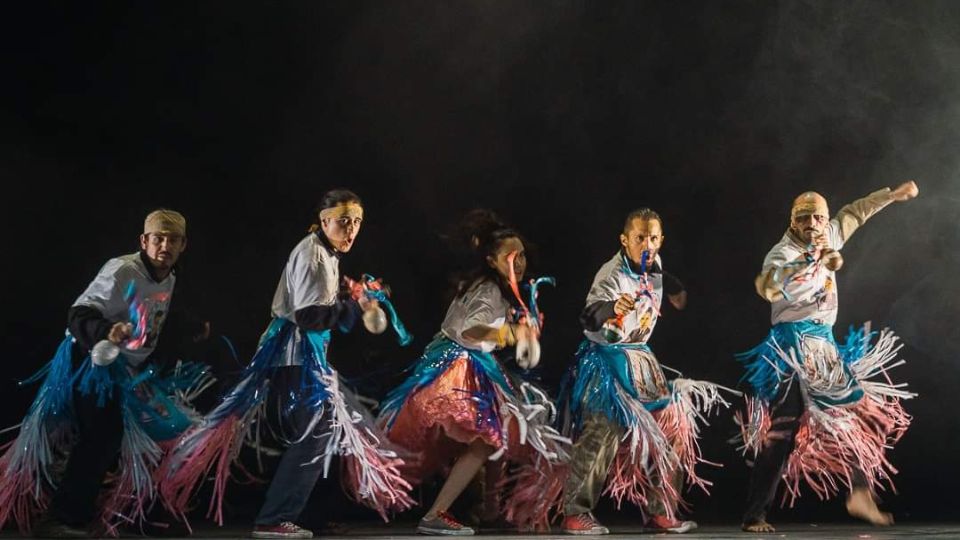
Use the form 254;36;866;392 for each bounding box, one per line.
160;189;414;539
379;211;567;536
558;208;731;535
0;209;213;537
738;181;919;533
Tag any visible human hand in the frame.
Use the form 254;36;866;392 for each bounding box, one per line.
821;248;844;271
668;290;688;310
613;293;636;316
810;233;830;251
891;180;919;202
358;295;380;312
108;322;133;344
193;321;211;343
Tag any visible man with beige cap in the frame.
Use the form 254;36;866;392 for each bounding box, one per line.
737;182;919;533
0;209;191;537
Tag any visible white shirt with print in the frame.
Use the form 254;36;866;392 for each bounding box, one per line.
583;252;664;346
73;252;175;367
763;188;896;326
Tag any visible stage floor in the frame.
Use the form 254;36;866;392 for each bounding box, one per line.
6;523;960;539
326;523;960;539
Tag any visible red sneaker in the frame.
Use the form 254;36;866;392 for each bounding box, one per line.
562;512;609;535
252;521;314;538
417;511;475;536
645;515;697;534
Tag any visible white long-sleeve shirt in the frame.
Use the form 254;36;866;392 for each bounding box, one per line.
760;188;895;325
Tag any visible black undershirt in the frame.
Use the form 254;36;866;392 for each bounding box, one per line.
292;232;361;332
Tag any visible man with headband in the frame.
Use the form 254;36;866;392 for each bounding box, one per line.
739;181;919;533
160;190;414;539
1;210;192;537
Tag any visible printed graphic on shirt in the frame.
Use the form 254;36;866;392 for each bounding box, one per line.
815;275;838;313
629;304;657;343
143;291;171;349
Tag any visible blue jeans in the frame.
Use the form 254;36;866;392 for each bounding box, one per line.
255;366;332;526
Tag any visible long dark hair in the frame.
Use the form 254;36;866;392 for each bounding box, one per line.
446;209;527;303
308;188;363;233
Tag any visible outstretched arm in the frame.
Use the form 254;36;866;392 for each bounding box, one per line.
835;180;919;243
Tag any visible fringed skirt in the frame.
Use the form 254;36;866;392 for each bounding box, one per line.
158;318;414;528
506;340;732;530
379;336;569;485
0;334;211;536
735;321;914;505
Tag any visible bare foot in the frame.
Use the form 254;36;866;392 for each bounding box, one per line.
742;520;776;533
846;489;894;526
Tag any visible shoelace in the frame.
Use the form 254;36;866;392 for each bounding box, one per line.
573;513;600;528
279;522;303;532
436;512;463;528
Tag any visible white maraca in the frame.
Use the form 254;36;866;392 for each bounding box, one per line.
362;306;389;334
91;339;120;366
516;334;541;370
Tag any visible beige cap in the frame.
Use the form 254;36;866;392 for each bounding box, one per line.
791;192;829;219
144;209;187;236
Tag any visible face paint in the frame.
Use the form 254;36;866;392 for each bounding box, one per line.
790;192;830;243
319;202;364;252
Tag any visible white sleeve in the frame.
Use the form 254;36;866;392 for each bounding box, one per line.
461;282;507;331
585;266;623;306
833;188;894;244
761;244;791;273
287;245;338;311
72;258;132;321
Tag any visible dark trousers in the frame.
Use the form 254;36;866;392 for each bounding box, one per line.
255;367;331;526
742;379;867;524
50;347;124;526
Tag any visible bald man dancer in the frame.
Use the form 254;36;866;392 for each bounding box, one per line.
739;181;919;533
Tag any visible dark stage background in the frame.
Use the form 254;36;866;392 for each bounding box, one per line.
2;0;959;528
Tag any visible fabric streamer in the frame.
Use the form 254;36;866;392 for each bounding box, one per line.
158;318;415;530
379;336;570;487
505;339;736;529
0;334;212;536
734;324;914;505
